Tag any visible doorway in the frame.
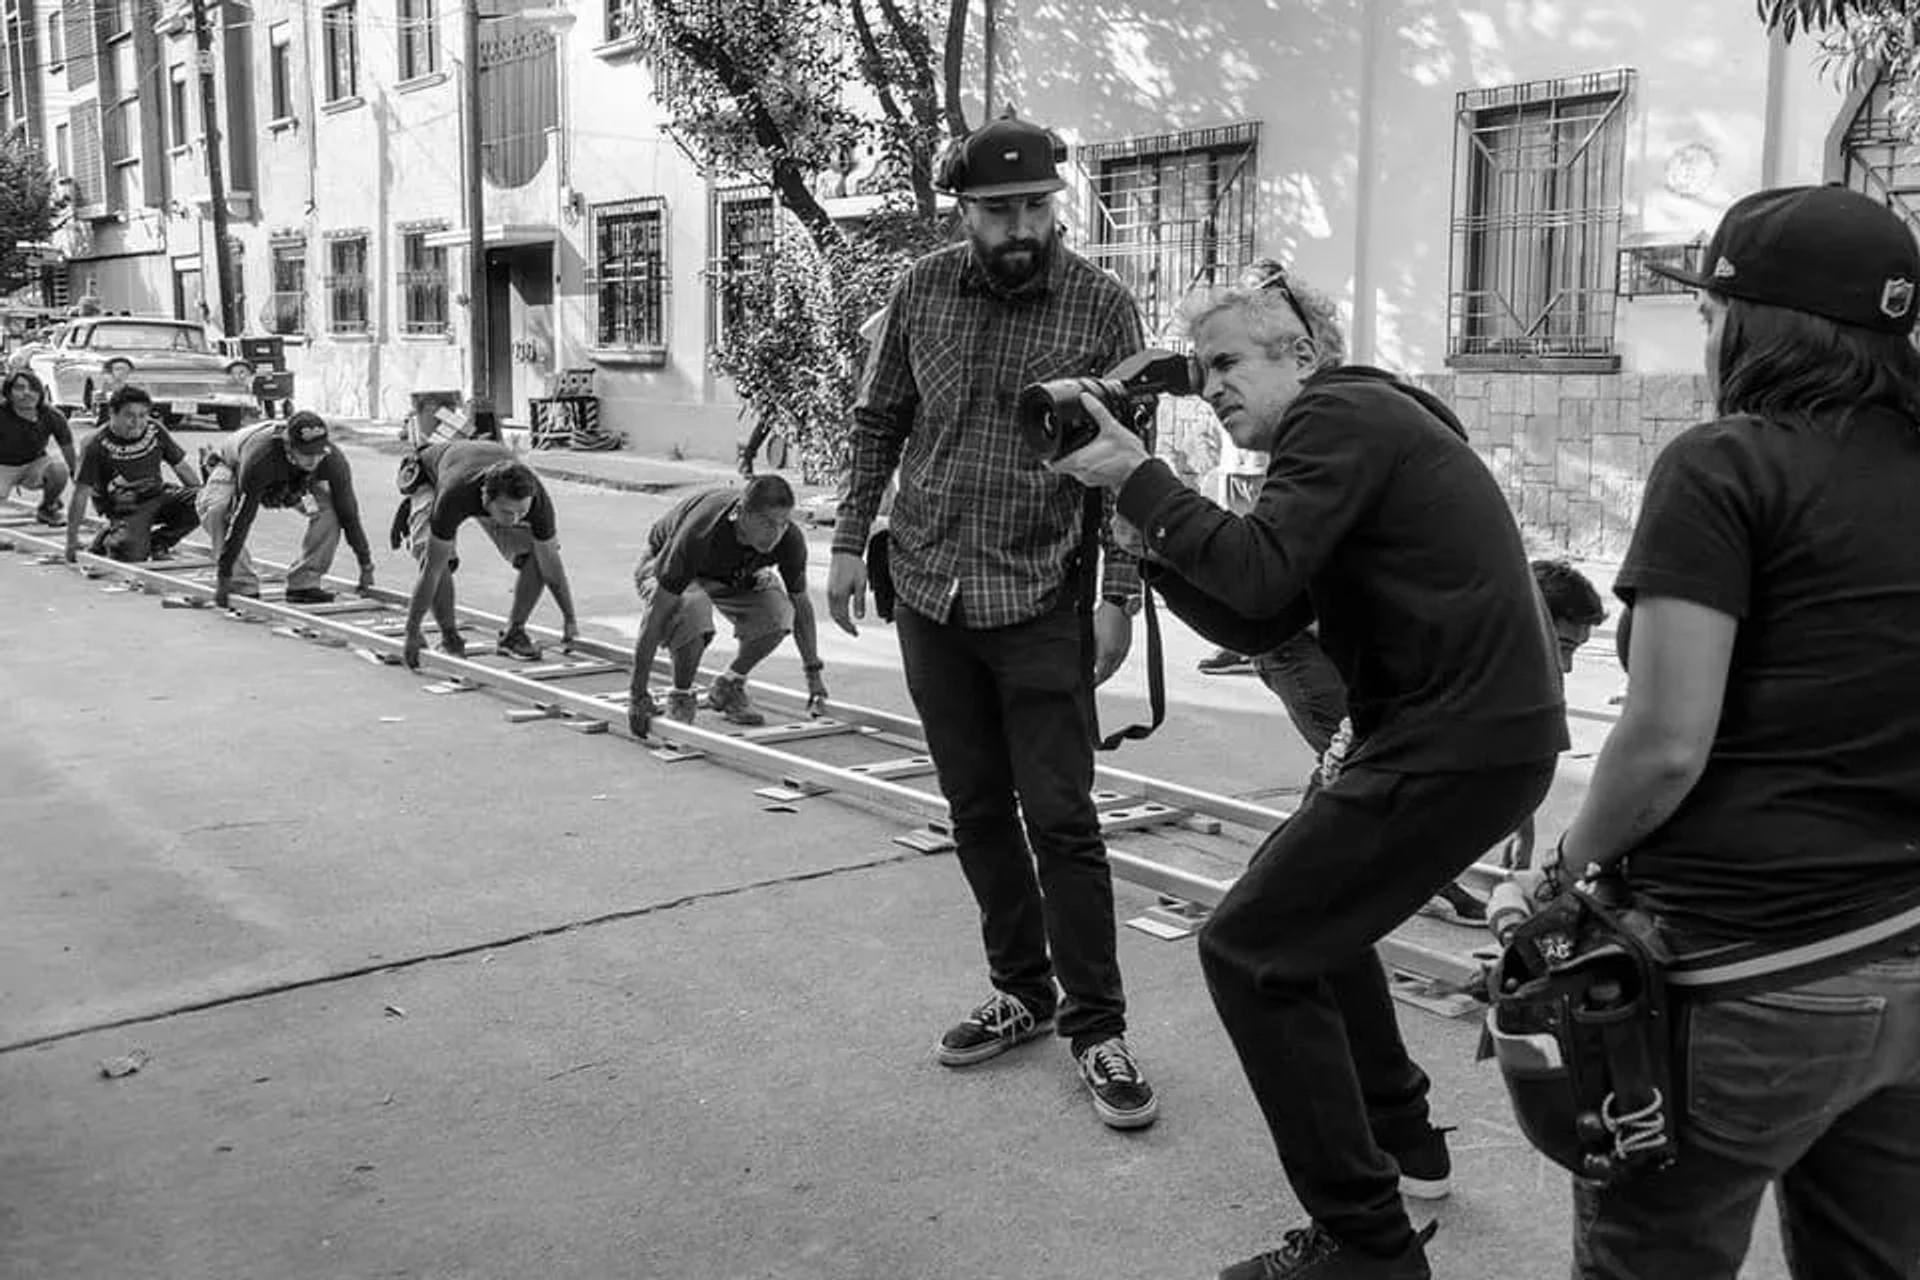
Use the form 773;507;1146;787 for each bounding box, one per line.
485;243;554;426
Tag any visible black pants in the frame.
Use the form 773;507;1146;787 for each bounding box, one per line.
1199;759;1555;1253
896;601;1124;1051
100;487;199;562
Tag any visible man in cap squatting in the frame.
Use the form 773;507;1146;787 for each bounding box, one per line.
200;411;377;608
826;109;1161;1131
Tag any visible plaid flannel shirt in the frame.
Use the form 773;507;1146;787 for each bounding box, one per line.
832;240;1144;628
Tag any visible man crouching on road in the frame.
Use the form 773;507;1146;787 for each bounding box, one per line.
1051;264;1567;1280
400;439;579;669
626;475;825;737
203;412;377;609
66;385;201;564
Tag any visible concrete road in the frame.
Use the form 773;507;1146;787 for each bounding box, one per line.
0;464;1791;1280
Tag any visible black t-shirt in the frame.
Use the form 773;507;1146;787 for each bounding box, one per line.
1615;411;1920;943
217;426;373;576
642;488;808;594
422;440;556;541
1119;366;1568;773
76;422;187;510
0;404;73;467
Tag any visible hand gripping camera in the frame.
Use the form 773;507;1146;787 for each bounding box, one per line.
1016;349;1200;462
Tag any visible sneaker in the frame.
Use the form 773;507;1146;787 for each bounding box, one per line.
1197;647;1254;675
1219;1221;1435;1280
1077;1036;1158;1130
147;542;175;561
1419;882;1487;926
936;991;1052;1067
704;673;767;726
1383;1124;1453;1201
34;502;61;526
665;689;699;724
284;586;336;605
497;629;543;661
439;632;469;659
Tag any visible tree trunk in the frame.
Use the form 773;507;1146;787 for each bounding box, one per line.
943;0;969;137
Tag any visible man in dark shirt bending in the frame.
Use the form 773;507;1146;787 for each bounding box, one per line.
400;439;579;668
626;475;825;735
1054;263;1567;1280
203;412;376;607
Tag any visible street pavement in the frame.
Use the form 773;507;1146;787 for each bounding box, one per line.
0;431;1793;1279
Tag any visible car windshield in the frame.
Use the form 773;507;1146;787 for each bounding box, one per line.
84;322;210;354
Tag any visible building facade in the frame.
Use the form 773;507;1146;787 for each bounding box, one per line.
0;1;1909;554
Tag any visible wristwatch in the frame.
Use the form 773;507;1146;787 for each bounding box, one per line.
1101;592;1142;618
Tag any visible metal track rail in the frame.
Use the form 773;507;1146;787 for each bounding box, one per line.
0;501;1498;1003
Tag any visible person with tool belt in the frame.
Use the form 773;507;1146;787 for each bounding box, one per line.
626;475;825;736
1502;186;1920;1279
399;438;580;668
201;411;376;609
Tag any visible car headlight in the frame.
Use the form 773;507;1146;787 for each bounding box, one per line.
226;361;253;385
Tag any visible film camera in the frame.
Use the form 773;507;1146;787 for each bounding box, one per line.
1016;349;1200;462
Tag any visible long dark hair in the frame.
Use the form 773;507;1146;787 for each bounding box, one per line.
1714;295;1920;428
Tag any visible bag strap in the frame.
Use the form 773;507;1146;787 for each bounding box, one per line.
1666;891;1920;995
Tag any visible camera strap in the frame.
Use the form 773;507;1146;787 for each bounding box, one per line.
1097;587;1165;751
1074;487;1165;751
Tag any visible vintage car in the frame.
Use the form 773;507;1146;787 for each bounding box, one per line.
26;316;261;430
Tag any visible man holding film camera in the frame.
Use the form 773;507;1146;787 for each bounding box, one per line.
1050;265;1567;1279
825;109;1159;1131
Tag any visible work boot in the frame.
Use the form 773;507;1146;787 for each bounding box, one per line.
285;586;336;605
1077;1036;1158;1130
1218;1221;1436;1280
665;689;699;724
1419;881;1487;926
936;991;1052;1067
704;672;766;726
1197;647;1253;675
439;632;468;659
497;628;543;661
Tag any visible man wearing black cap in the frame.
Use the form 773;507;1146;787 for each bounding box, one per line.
200;411;376;608
824;110;1159;1131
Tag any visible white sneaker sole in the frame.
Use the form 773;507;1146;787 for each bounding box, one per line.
935;1019;1051;1068
1399;1172;1451;1201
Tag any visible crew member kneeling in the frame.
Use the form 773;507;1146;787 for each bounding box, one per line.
66;385;201;564
1052;265;1567;1280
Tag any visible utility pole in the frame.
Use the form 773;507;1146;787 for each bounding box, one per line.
190;0;238;338
463;0;492;432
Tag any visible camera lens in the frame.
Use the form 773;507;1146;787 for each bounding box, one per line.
1017;383;1067;459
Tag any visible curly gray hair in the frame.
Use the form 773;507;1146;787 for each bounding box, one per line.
1180;259;1347;371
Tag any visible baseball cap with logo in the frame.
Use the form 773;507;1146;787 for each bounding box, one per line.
1648;184;1920;334
284;410;331;457
935;111;1067;199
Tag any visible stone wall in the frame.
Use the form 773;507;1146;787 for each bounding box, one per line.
1414;371;1715;560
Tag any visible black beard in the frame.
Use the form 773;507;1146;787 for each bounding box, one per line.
981;236;1050;288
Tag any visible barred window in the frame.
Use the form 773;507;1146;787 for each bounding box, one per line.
1447;69;1633;367
322;1;359;103
399;229;449;335
1081;122;1259;339
707;186;774;350
268;240;307;336
324;234;369;335
398;0;438;80
590;197;666;350
604;0;641;44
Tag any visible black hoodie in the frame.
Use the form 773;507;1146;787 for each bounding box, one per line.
1116;365;1567;772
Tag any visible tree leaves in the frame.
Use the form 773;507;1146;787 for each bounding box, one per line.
0;135;65;296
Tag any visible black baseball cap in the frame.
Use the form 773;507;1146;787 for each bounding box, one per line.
284;410;331;457
937;113;1066;199
1648;184;1920;334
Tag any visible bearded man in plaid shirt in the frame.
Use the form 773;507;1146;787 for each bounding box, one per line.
826;110;1158;1131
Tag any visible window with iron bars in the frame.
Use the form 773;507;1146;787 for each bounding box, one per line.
324;234;369;335
1081;122;1259;341
269;241;307;336
399;229;448;335
707;186;774;351
590;197;666;350
604;0;640;44
398;0;438;80
1447;68;1633;368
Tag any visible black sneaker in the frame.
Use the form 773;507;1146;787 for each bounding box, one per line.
936;991;1052;1067
439;632;469;659
285;586;337;605
1384;1124;1453;1201
1219;1222;1435;1280
1077;1036;1158;1130
497;629;543;661
1419;881;1487;926
34;502;62;526
1197;647;1254;675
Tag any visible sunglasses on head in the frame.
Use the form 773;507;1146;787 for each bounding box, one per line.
1238;263;1316;340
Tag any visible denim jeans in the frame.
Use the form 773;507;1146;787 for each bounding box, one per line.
1254;629;1348;758
895;601;1125;1052
1200;759;1555;1254
1573;944;1920;1279
99;487;199;562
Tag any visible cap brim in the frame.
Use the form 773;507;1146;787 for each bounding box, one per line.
1644;260;1713;291
956;178;1066;198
